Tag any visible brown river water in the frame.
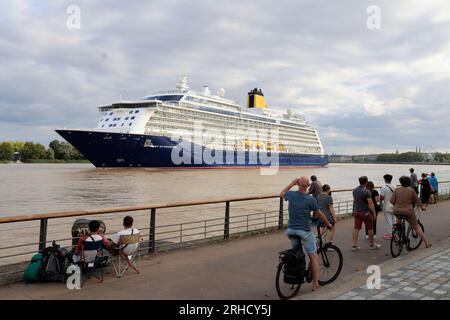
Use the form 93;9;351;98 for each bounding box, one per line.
1;163;449;217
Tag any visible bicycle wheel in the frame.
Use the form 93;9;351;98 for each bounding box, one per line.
390;228;403;257
275;262;301;300
407;221;424;251
317;244;343;285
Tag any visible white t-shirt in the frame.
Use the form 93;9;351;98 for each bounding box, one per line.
380;184;395;213
112;228;139;255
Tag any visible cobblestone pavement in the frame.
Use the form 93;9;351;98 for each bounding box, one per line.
336;248;450;300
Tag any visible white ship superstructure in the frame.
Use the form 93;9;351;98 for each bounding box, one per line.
94;77;325;156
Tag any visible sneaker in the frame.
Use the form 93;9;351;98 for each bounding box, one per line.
369;244;381;250
365;235;369;240
352;246;360;251
383;234;392;240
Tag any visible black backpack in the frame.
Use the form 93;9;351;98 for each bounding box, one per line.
281;246;306;284
39;241;67;282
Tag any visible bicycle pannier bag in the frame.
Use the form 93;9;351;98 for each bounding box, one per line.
282;247;306;284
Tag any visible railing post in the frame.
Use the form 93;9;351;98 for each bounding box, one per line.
278;197;284;230
224;201;230;240
180;224;183;243
38;218;48;252
148;208;156;254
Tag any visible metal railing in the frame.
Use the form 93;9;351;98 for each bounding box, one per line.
0;181;449;281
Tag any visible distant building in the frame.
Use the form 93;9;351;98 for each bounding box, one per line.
13;152;20;162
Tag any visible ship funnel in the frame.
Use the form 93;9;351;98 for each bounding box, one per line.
247;88;266;109
176;75;189;92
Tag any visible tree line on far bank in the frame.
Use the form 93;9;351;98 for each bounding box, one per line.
376;151;450;163
0;140;85;162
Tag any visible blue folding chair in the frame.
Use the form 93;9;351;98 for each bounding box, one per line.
78;236;107;286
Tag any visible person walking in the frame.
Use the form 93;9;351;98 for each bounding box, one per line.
352;176;381;251
316;184;337;243
308;175;322;198
428;172;438;204
380;174;395;240
365;181;381;239
390;176;431;248
419;173;432;206
280;176;332;291
410;168;419;194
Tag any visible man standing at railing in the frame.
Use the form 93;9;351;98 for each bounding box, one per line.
280;176;332;291
352;176;381;251
380;174;395;240
308;175;322;198
410;168;419;194
428;172;438;204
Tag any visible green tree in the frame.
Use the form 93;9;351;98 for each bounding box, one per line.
21;142;47;160
49;140;66;159
48;139;85;160
46;147;55;160
0;142;14;160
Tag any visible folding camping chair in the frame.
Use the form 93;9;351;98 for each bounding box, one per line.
78;236;107;285
113;233;140;278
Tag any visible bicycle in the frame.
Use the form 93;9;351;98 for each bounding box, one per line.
390;206;425;258
275;224;343;300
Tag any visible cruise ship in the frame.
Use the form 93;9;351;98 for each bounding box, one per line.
56;77;328;168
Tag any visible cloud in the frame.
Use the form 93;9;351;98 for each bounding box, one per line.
0;0;449;154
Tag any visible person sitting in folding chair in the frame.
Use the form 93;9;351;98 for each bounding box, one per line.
112;216;141;277
69;220;113;284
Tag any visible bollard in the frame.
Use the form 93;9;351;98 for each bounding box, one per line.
224;201;230;240
148;208;156;254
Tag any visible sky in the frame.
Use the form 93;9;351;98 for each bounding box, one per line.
0;0;449;155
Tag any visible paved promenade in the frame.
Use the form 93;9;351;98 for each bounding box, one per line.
0;201;449;300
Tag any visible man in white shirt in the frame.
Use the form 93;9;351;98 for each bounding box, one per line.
380;174;395;240
112;216;139;256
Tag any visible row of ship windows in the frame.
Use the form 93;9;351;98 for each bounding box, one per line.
147;121;318;144
104;110;140;116
161;104;314;132
100;116;136;122
147;131;316;150
155;107;316;135
101;123;134;128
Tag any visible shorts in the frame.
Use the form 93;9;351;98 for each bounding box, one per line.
285;229;317;254
394;211;418;226
354;211;374;230
318;214;335;227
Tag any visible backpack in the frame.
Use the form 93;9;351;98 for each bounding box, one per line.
281;246;306;284
39;241;67;282
23;253;43;283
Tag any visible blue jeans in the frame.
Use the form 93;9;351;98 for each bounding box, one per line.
285;229;317;254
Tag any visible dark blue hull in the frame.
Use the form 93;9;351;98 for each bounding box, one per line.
56;130;329;168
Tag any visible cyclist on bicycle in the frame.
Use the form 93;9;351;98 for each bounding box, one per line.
280;176;333;291
390;176;431;248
